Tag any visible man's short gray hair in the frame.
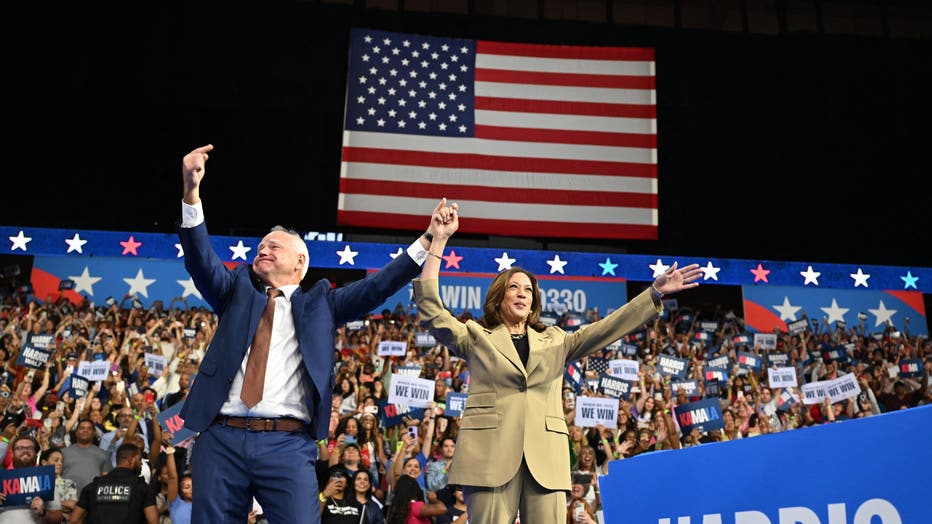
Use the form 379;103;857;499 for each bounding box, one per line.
270;226;310;279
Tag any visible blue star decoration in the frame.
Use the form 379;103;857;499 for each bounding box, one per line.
901;271;919;290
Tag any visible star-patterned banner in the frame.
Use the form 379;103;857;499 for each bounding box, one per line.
3;225;929;292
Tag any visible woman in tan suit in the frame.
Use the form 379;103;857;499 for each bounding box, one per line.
414;200;702;523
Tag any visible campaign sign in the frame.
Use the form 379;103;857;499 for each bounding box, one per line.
898;358;923;378
822;346;849;364
444;392;467;417
24;333;55;351
706;355;730;370
670;380;699;397
68;375;89;399
801;373;860;405
753;333;777;350
377;341;407;357
77;361;109;382
672;397;723;435
786;318;810;335
387;374;435;408
620;343;639;357
344;320;366;332
0;465;55;506
144;353;166;376
15;344;52;369
601;404;932;523
608;359;639;381
704;367;728;382
414;332;436;348
736;351;762;372
768;367;798;389
732;334;751;346
656;355;688;379
575;396;619;428
599;374;633;400
767;352;789;367
703;379;722;398
159;400;195;444
395;365;422;378
378;399;427;428
776;389;799;412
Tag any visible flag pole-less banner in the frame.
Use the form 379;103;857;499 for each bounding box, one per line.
339;28;658;240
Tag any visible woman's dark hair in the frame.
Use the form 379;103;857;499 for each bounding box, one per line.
386;475;423;524
479;267;545;331
39;446;62;464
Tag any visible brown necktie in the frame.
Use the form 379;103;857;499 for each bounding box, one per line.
241;288;283;407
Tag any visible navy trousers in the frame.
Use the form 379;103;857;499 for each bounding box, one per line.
190;423;320;523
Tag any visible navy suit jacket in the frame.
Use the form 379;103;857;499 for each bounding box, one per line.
178;222;421;439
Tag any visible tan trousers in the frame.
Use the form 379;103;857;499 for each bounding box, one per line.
463;456;567;524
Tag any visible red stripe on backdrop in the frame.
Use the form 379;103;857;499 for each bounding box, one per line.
475;96;656;118
743;298;788;334
477;41;655;61
342;148;657;178
336;211;659;240
339;179;658;208
475;125;657;148
475;68;655;89
886;290;927;315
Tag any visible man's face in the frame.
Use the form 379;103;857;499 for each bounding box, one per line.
252;231;305;285
75;421;96;444
11;439;37;469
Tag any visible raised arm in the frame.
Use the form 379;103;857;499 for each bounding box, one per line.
417;198;459;281
182;144;213;206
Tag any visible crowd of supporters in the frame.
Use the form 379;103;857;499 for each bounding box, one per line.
0;286;928;523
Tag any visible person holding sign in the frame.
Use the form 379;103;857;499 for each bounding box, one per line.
176;144;459;523
0;435;62;522
413;204;702;523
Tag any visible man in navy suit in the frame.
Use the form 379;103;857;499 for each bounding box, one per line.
178;144;455;523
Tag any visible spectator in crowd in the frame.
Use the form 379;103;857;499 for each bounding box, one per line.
319;465;362;523
349;468;386;524
413;201;702;523
175;144;452;523
40;446;78;524
99;406;143;466
71;442;158;524
0;435;63;523
425;436;455;492
163;444;191;524
62;419;112;496
385;475;446;524
435;484;467;524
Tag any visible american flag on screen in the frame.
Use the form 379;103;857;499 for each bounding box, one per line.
339;28;658;240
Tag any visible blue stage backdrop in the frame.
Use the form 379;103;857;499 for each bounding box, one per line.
600;404;932;523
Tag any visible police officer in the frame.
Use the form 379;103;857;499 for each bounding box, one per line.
70;442;158;524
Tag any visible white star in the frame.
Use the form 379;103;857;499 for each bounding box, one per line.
68;267;102;295
546;255;568;274
9;230;31;251
174;243;184;258
389;247;404;259
177;277;203;300
229;240;252;261
64;233;88;254
494;252;516;271
648;259;670;278
772;297;802;321
820;298;850;325
850;268;870;288
800;265;821;286
123;269;156;298
700;261;721;281
336;245;359;265
868;300;897;328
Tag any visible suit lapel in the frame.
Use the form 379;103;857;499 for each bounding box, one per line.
489;325;525;375
525;330;550;377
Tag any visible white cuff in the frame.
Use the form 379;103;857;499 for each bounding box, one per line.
406;239;429;266
181;200;204;228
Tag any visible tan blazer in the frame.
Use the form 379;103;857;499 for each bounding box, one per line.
413;278;661;490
